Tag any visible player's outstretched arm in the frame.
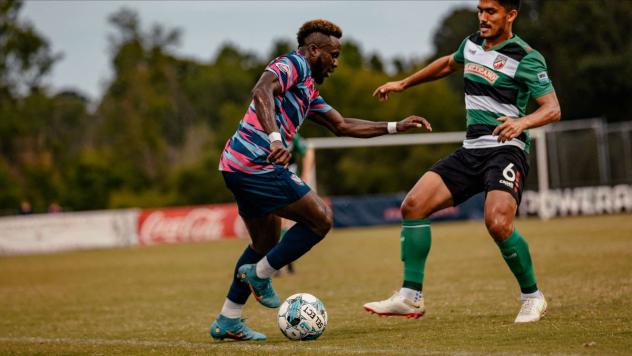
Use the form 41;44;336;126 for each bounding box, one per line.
493;91;562;143
252;72;291;165
309;109;432;138
373;54;461;102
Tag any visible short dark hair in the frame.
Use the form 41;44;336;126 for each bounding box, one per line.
297;19;342;47
497;0;520;11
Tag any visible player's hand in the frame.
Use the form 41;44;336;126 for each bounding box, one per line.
493;117;525;143
397;115;432;133
268;140;291;166
372;80;406;102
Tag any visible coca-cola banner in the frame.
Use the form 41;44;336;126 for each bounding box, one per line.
138;204;247;246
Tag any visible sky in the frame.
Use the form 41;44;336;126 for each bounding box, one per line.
22;0;477;101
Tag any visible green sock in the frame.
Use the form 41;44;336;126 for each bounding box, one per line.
401;219;432;292
496;229;538;294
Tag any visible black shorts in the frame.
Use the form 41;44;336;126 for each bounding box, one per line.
429;146;529;206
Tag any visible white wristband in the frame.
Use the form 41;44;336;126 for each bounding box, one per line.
268;132;282;142
387;121;398;134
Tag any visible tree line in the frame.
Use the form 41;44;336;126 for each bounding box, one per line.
1;0;630;214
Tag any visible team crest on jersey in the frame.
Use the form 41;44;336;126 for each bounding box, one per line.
537;71;550;84
493;54;508;70
275;62;291;74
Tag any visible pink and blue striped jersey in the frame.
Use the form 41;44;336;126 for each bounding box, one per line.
219;51;332;174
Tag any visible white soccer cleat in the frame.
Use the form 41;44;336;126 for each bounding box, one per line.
514;295;548;323
363;292;425;319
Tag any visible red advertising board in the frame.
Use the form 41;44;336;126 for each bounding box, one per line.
138;203;247;246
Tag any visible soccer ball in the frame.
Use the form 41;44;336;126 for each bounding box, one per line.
277;293;328;340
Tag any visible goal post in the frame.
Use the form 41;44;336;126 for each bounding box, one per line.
303;131;464;190
302;129;551;218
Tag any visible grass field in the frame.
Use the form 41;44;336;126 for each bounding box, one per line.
1;214;631;355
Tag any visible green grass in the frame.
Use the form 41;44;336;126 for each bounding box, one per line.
1;214;631;355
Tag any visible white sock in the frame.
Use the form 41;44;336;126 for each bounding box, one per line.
220;298;244;319
398;287;423;303
255;256;277;279
521;290;543;299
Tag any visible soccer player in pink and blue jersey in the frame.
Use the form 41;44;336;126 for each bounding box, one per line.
210;19;432;341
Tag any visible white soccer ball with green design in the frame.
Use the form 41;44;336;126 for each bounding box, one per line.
277;293;328;340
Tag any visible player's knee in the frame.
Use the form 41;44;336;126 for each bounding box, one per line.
485;215;513;241
315;206;333;237
307;204;332;238
401;196;429;219
304;204;333;238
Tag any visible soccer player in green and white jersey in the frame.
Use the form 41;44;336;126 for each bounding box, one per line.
363;0;561;323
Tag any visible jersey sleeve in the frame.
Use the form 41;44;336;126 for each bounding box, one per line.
264;55;307;93
308;93;332;115
453;37;469;64
515;51;555;99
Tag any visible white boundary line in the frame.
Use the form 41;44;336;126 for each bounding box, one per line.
0;336;554;355
0;336;410;354
0;337;209;349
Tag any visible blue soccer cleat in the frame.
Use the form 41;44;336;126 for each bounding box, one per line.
210;315;266;341
237;264;281;308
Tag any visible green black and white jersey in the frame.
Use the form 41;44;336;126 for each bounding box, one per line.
453;33;554;153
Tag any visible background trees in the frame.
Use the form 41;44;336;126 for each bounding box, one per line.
1;0;630;213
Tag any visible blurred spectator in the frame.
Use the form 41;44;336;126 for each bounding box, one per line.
48;201;63;213
18;200;33;215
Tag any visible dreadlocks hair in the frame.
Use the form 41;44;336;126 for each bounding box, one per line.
497;0;520;11
297;19;342;47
